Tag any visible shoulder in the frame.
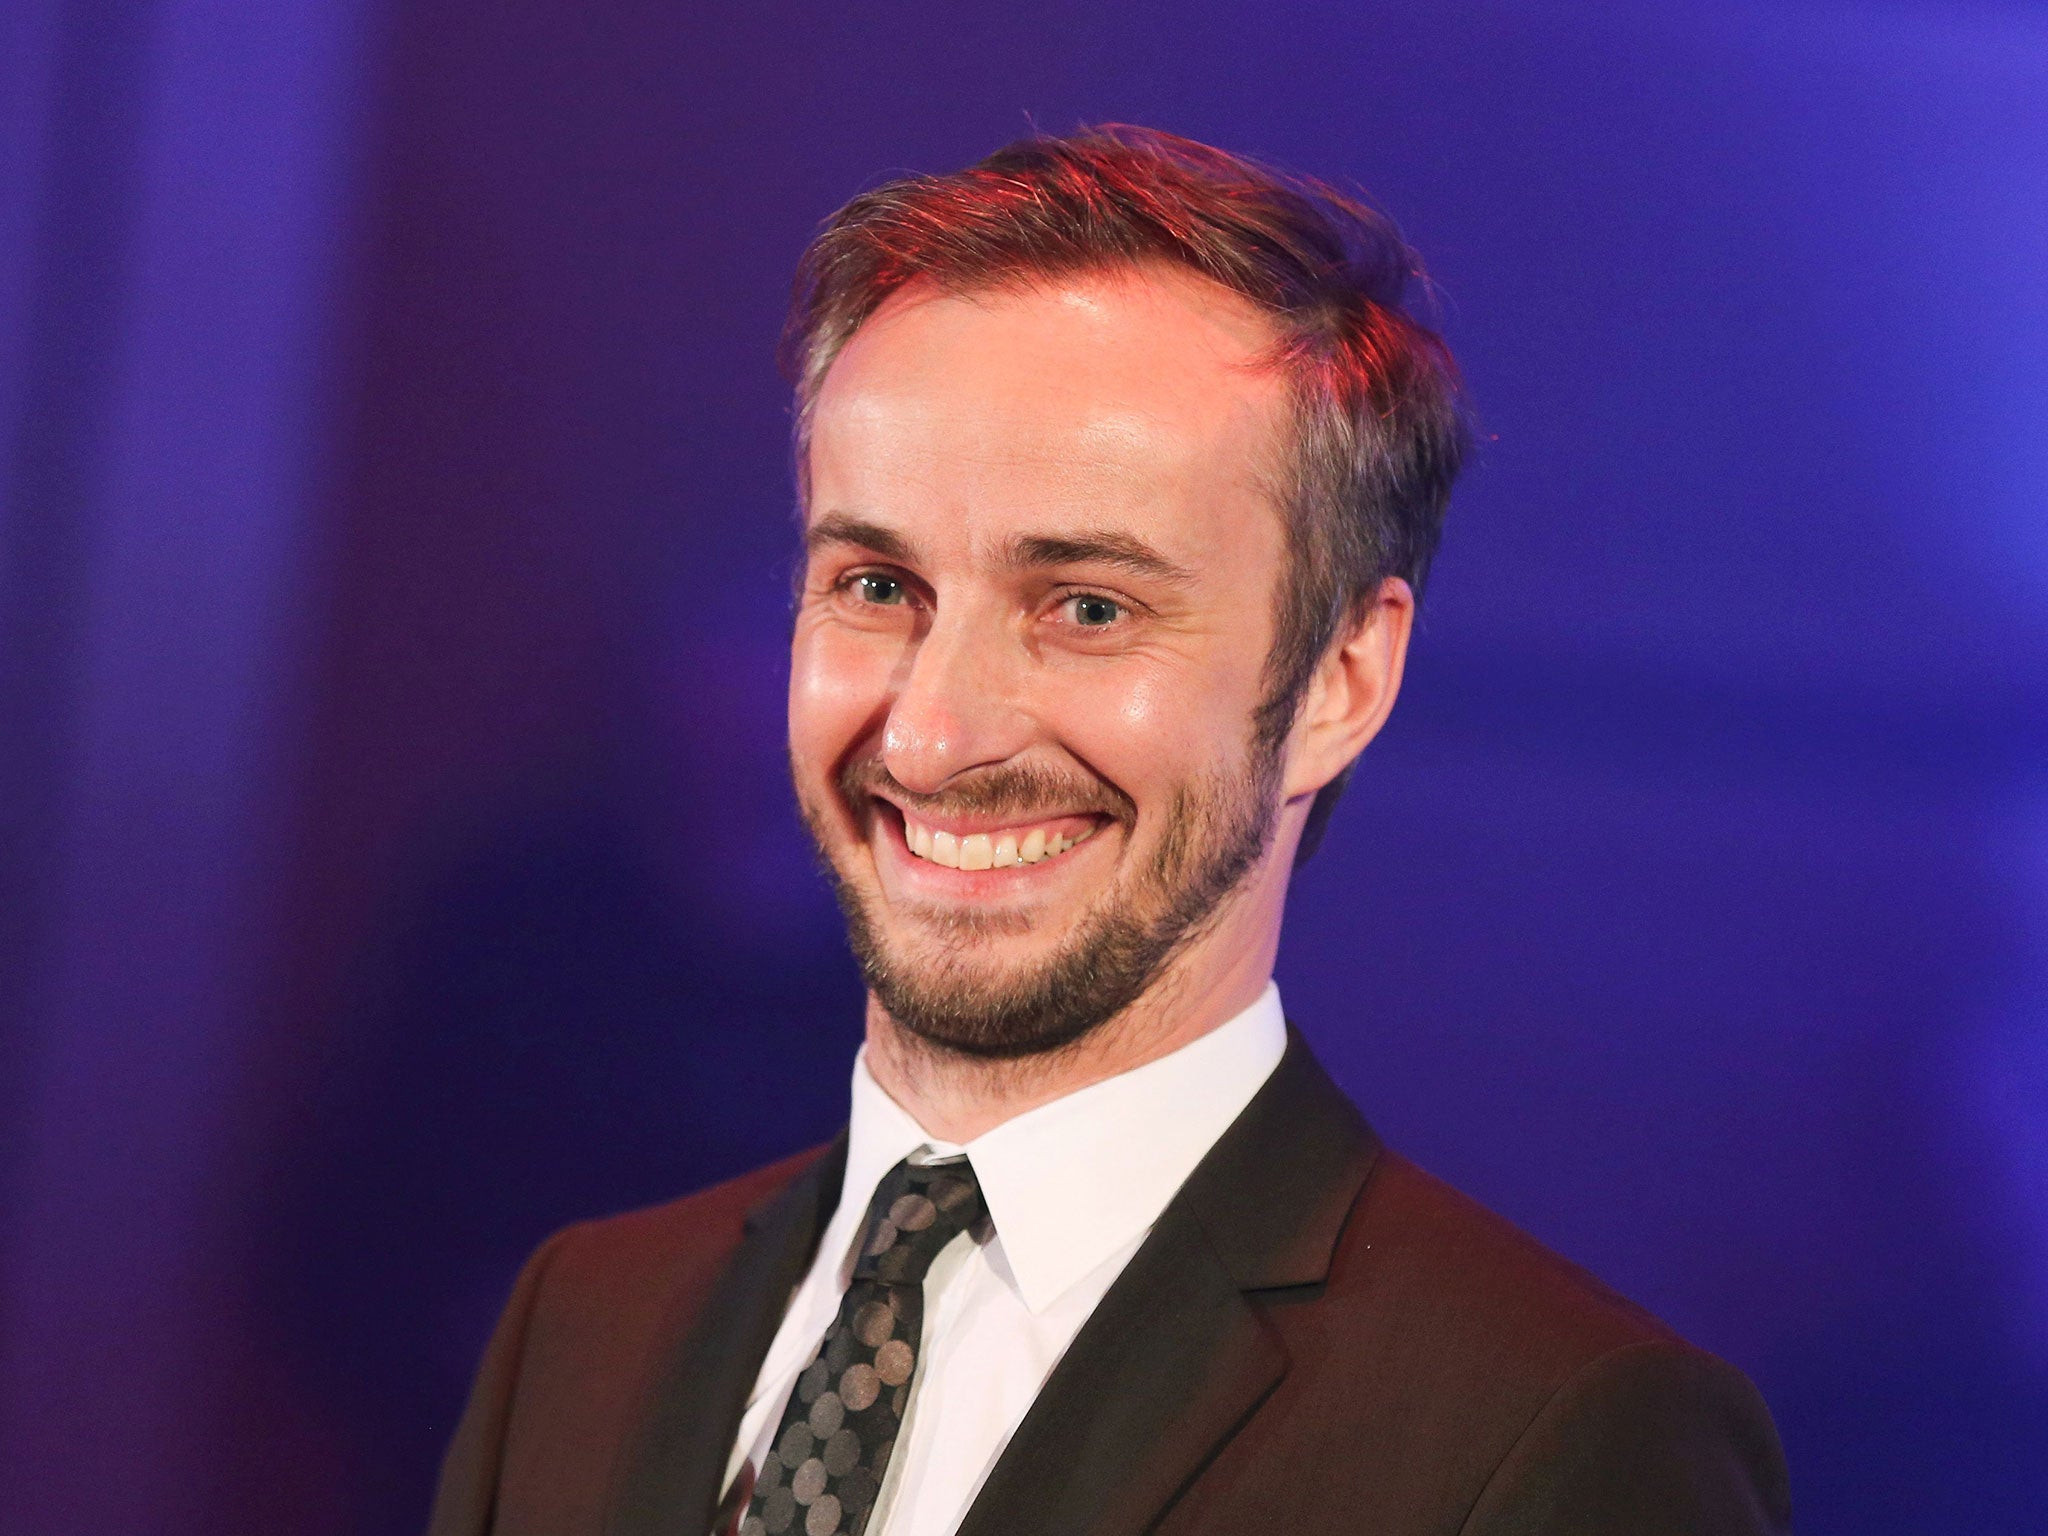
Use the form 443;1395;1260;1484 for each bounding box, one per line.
1319;1145;1702;1420
1269;1147;1790;1531
1458;1336;1791;1533
526;1142;832;1324
470;1141;836;1419
1339;1148;1676;1363
426;1144;834;1536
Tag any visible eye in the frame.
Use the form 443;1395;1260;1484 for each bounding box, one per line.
1062;593;1123;627
850;572;908;605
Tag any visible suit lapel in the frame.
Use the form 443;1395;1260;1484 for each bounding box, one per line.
952;1199;1284;1536
606;1137;847;1536
955;1031;1380;1536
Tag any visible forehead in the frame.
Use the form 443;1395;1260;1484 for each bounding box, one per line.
805;266;1292;560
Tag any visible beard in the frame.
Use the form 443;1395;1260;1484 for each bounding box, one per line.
798;738;1285;1061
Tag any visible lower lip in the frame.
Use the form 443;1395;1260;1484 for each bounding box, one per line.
875;809;1106;895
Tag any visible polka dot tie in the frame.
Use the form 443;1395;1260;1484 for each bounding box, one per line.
738;1157;987;1536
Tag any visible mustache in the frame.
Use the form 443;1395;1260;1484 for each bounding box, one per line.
837;758;1137;827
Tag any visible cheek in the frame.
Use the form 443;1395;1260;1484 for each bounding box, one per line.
788;623;895;770
1051;661;1246;796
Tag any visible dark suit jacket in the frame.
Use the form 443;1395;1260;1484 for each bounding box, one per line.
427;1031;1792;1535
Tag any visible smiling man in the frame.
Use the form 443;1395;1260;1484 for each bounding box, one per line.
428;128;1791;1536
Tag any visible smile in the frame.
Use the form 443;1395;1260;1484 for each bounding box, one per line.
899;812;1102;871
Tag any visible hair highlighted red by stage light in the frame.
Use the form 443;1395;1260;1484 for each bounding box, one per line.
784;125;1469;861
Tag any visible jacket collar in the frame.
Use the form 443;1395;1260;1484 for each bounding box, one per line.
605;1135;846;1536
829;983;1288;1315
607;1027;1376;1536
953;1027;1379;1536
1179;1023;1380;1290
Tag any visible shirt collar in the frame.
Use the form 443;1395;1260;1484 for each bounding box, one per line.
837;982;1288;1314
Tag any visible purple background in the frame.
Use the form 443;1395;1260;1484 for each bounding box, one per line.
4;1;2046;1531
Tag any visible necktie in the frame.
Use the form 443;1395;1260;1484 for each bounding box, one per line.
737;1157;987;1536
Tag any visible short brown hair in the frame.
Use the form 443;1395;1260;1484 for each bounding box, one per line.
784;125;1468;861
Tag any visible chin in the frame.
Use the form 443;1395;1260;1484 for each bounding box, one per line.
840;887;1167;1061
804;749;1281;1062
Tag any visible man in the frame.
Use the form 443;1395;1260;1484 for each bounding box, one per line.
427;127;1792;1536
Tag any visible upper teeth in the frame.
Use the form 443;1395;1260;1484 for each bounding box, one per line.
903;816;1098;870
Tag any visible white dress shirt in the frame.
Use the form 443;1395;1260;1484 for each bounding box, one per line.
720;983;1288;1536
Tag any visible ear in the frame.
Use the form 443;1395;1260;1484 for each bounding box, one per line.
1281;577;1415;801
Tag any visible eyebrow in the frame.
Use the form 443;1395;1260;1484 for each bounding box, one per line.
805;513;918;564
1003;531;1197;587
803;515;1197;588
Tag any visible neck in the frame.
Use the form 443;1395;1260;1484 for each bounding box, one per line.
861;919;1280;1145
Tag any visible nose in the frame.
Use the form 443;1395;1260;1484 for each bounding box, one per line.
881;601;1031;795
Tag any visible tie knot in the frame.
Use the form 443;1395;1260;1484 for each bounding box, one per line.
852;1157;986;1285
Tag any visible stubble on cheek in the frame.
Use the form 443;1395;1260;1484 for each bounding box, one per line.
791;736;1284;1061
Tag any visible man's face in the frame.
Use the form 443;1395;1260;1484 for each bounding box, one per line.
788;266;1298;1058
